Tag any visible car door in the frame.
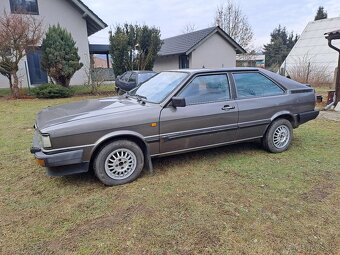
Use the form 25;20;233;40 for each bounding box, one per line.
231;71;287;140
159;73;238;154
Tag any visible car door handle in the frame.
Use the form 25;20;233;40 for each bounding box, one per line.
221;105;235;111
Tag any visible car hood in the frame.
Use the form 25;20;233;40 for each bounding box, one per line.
36;96;151;131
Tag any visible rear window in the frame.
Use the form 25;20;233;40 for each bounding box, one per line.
121;72;132;82
129;73;137;82
233;72;284;98
138;73;156;84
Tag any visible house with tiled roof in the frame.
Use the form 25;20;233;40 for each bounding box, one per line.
153;26;245;72
0;0;107;88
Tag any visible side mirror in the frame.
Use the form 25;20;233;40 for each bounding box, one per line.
172;97;186;108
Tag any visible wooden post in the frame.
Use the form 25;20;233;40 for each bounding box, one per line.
106;54;110;69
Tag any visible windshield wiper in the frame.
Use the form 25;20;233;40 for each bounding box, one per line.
135;94;147;103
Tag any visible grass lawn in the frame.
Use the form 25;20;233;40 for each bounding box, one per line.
0;96;339;255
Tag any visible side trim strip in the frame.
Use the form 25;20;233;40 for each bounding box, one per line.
238;119;271;128
152;136;263;157
144;135;160;143
42;144;95;154
161;123;238;141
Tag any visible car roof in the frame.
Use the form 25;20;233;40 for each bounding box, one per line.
132;71;157;74
162;67;308;90
165;67;259;74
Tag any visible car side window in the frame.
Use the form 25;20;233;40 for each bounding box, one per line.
233;72;284;98
179;74;230;105
129;73;137;83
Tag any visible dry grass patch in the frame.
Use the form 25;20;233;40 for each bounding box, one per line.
0;97;339;255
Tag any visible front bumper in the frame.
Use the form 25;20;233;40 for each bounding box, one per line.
31;131;89;176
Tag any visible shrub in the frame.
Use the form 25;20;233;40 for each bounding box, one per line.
32;83;74;98
41;24;83;87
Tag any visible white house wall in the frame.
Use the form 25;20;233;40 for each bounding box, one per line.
190;33;236;69
281;17;340;82
0;0;90;88
153;55;179;72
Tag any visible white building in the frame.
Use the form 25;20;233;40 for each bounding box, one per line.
236;54;266;68
153;26;245;72
280;17;340;83
0;0;107;88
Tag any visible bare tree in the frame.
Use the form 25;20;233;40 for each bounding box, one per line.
215;0;253;49
182;23;197;34
0;11;43;98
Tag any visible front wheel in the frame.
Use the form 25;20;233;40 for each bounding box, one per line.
262;119;293;153
94;140;144;186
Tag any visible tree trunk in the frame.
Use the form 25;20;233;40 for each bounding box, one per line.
65;78;71;87
11;72;20;98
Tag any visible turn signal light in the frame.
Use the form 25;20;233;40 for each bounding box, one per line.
36;159;45;167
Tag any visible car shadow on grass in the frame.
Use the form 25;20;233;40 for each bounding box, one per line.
150;141;263;174
57;141;263;186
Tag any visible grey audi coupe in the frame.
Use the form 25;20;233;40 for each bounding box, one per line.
31;68;319;186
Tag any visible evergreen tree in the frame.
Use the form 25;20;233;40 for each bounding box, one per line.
314;6;327;21
110;23;162;76
41;24;83;87
263;25;298;70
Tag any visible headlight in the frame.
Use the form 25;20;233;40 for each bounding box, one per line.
40;135;52;148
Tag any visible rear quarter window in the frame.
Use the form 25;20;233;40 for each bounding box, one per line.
233;72;284;99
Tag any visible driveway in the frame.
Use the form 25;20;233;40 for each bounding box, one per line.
318;111;340;122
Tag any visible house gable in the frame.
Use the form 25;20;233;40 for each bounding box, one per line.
158;26;245;57
68;0;107;36
190;33;237;69
0;0;107;36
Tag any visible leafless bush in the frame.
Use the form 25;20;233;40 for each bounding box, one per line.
286;54;331;87
83;64;107;95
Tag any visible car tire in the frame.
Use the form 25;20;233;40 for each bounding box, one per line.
93;140;144;186
262;119;293;153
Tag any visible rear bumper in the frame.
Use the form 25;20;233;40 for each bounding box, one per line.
298;110;319;125
31;131;89;176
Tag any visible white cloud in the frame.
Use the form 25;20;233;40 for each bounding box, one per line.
83;0;340;49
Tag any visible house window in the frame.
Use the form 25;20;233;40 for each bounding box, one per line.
10;0;39;15
179;55;189;69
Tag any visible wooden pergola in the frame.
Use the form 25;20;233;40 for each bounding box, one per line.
325;29;340;104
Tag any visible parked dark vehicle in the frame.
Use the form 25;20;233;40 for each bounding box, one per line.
31;68;319;186
115;71;156;93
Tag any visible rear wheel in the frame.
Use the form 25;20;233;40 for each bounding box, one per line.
263;119;293;153
94;140;144;186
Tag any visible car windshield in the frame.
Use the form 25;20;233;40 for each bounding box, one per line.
130;71;188;103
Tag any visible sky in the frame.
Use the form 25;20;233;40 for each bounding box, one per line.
83;0;340;50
